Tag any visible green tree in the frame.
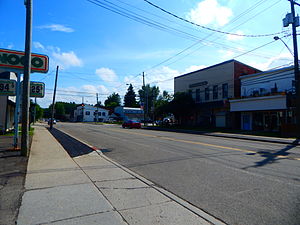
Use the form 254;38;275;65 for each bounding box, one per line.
138;85;159;119
104;92;121;109
30;100;44;123
154;91;173;120
168;92;195;125
124;84;139;107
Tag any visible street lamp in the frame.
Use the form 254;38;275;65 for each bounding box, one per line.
273;36;294;56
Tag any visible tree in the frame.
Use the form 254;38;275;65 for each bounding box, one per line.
124;84;139;107
168;92;195;125
138;84;159;119
104;92;121;109
44;102;77;121
30;100;43;123
154;91;173;120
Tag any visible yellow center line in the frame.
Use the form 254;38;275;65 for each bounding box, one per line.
107;128;300;160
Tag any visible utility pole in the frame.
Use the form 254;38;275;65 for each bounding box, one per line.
21;0;32;156
96;93;99;123
291;0;300;138
142;72;146;125
152;89;155;126
33;97;36;125
82;96;84;122
284;0;300;137
50;66;59;130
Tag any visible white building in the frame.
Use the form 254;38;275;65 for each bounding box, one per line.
74;104;109;122
230;66;296;133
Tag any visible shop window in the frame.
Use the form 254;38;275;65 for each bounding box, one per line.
213;85;218;99
205;87;210;100
222;83;228;98
196;89;200;102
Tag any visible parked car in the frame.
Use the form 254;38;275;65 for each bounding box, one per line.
122;120;141;129
48;119;57;125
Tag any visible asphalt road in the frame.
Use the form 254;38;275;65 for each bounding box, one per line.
55;122;300;225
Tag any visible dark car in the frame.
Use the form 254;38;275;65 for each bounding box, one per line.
48;119;56;125
122;120;141;129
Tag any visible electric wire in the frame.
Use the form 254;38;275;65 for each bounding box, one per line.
143;0;284;37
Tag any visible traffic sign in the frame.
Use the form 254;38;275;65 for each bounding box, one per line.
0;48;49;73
30;82;45;98
0;79;16;96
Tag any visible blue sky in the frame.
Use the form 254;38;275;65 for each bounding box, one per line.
0;0;296;107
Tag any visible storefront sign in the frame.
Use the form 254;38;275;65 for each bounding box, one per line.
0;48;49;73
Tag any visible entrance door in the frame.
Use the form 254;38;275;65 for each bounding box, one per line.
242;114;251;130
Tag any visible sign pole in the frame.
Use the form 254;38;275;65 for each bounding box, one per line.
21;0;32;156
13;72;21;149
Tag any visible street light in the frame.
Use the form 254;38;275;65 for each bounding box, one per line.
273;36;294;56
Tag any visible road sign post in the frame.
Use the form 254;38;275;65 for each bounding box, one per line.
13;74;21;149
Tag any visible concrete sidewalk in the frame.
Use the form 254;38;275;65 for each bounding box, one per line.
17;125;225;225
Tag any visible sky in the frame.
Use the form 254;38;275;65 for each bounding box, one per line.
0;0;297;107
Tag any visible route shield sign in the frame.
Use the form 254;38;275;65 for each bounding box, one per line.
30;82;45;98
0;79;16;96
0;48;49;73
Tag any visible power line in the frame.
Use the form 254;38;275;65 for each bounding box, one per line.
143;0;284;37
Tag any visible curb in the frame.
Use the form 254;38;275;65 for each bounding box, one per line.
143;127;300;146
50;127;227;225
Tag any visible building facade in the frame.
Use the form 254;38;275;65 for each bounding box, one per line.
174;60;260;127
230;66;296;134
74;104;109;122
114;106;144;121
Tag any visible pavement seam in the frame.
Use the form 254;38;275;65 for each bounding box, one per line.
117;199;173;212
37;210;114;225
25;181;92;191
55;127;227;225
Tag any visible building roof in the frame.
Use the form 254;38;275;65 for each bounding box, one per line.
239;66;294;80
174;59;260;80
123;107;142;111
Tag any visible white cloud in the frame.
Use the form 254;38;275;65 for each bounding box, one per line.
248;52;293;71
226;30;244;41
7;44;14;49
82;85;98;93
52;51;83;68
219;49;234;59
187;0;232;27
38;24;74;33
33;41;45;50
95;68;118;83
184;65;206;73
146;67;181;93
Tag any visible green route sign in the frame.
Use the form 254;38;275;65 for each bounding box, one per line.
0;48;49;73
30;82;45;98
0;79;16;96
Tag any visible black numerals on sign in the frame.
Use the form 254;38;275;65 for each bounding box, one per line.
0;83;9;92
31;85;42;93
